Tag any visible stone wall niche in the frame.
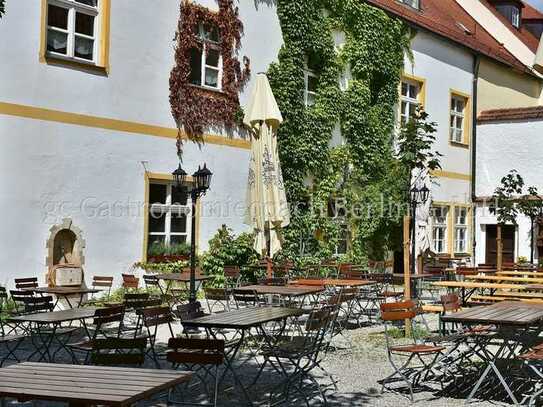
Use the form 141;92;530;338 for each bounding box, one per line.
45;218;86;287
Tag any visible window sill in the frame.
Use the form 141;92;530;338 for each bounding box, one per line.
41;53;109;76
187;83;224;95
449;140;470;149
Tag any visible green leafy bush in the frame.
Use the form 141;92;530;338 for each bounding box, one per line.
201;225;259;287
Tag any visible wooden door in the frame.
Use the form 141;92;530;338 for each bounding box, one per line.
486;225;515;264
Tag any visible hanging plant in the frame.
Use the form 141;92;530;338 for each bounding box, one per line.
169;0;250;157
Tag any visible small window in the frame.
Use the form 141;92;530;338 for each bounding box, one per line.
189;23;223;90
400;78;422;125
400;0;420;9
495;4;521;28
329;199;349;256
147;182;190;254
454;207;469;253
450;94;468;144
46;0;98;63
304;70;318;107
431;206;448;254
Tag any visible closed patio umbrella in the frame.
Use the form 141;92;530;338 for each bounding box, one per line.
243;73;290;269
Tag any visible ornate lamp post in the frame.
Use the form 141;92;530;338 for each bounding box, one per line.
172;162;212;303
410;184;430;277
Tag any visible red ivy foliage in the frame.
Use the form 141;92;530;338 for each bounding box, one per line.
169;0;250;150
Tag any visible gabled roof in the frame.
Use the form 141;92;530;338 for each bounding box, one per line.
479;0;539;52
364;0;529;72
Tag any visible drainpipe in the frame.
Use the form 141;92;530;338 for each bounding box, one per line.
471;54;481;265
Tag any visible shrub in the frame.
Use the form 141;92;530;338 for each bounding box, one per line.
201;225;259;287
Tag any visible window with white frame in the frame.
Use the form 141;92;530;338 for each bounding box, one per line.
189;23;223;90
46;0;99;63
400;79;421;125
400;0;420;10
147;182;191;253
329;199;348;255
450;94;467;143
304;70;318;107
431;206;448;254
454;207;468;253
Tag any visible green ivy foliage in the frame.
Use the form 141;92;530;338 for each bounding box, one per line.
267;0;411;263
0;0;5;18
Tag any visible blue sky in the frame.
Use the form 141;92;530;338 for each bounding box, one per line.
526;0;543;11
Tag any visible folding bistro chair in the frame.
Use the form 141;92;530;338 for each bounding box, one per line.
175;302;208;336
232;288;260;309
223;266;241;289
256;307;335;406
0;288;26;366
67;305;125;364
519;344;543;405
122;273;140;291
85;276;113;305
167;338;225;407
379;301;445;401
204;288;231;313
14;277;38;291
90;337;147;367
139;306;175;367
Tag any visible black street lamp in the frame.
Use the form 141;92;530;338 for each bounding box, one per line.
172;161;212;303
409;184;430;279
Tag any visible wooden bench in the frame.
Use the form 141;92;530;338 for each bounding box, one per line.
495;291;543;299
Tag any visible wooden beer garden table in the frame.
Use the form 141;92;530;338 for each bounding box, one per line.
441;302;543;405
31;287;101;309
0;362;192;407
9;308;97;362
432;281;527;305
289;278;375;287
236;285;324;296
497;271;543;277
466;275;543;284
182;307;303;405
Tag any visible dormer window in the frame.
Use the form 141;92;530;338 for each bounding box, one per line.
494;2;522;28
399;0;420;10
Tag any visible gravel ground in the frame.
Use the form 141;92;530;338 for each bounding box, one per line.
1;314;511;407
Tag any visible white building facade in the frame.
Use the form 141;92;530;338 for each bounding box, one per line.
0;0;283;287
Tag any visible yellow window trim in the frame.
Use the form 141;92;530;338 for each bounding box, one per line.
0;101;251;149
142;172;200;263
400;72;427;109
39;0;111;75
431;201;473;256
430;169;471;181
449;89;471;148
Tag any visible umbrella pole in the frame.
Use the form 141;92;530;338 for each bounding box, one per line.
266;224;273;278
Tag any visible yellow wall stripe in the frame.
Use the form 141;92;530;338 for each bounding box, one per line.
0;101;251;149
430;169;471;181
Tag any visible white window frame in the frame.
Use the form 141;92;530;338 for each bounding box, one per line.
450;95;466;144
304;69;318;107
193;23;223;91
431;206;449;254
454;207;469;253
400;0;420;9
148;182;192;251
46;0;99;64
400;79;420;125
330;199;348;256
511;6;520;28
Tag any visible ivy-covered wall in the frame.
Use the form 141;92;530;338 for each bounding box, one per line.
267;0;411;263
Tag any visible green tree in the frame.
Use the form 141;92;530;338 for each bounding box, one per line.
0;0;5;18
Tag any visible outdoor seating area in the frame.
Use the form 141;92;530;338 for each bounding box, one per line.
5;262;543;405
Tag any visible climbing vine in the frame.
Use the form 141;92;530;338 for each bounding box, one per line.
267;0;412;263
169;0;250;152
